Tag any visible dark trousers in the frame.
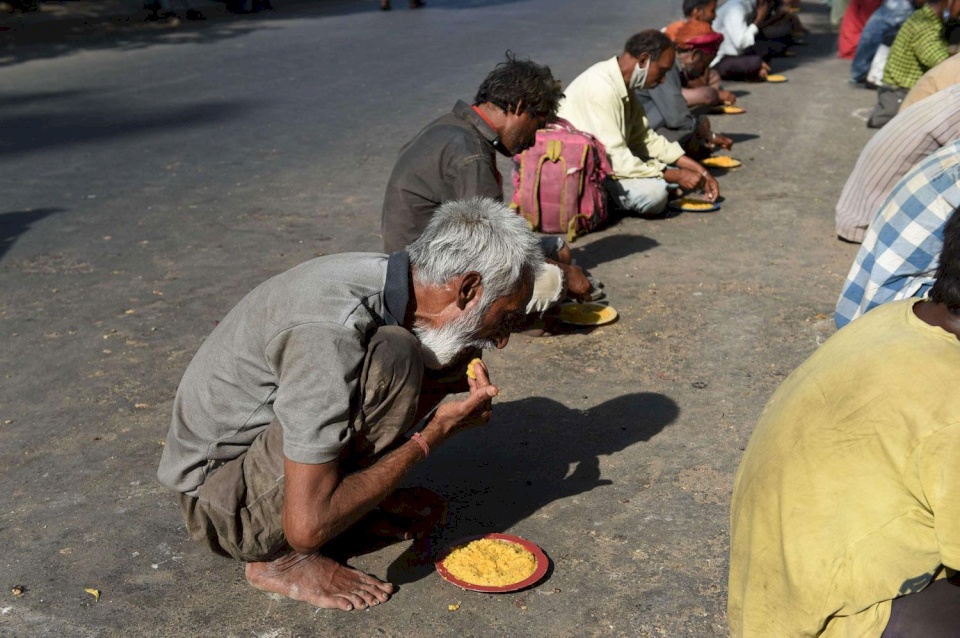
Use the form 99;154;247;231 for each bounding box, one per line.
882;576;960;637
750;16;796;60
868;86;908;129
714;54;766;81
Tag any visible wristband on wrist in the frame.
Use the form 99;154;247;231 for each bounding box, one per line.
411;432;430;458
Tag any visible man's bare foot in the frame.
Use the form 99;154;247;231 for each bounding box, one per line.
245;552;394;611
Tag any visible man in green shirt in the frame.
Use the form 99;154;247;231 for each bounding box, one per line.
869;0;956;128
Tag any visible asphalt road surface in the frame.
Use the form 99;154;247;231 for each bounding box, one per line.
1;1;877;636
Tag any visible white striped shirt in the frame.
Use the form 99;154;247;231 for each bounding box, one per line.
835;83;960;243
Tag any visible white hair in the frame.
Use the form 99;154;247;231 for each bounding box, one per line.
407;197;544;309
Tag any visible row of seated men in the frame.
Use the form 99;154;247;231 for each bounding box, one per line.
153;2;960;634
158;17;756;612
833;38;960;332
729;23;960;634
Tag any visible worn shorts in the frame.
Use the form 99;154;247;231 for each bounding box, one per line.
177;326;426;562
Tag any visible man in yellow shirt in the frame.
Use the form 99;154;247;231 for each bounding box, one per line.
728;207;960;636
557;30;719;215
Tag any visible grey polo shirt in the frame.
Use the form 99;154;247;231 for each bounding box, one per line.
381;100;503;253
635;61;697;136
157;252;411;496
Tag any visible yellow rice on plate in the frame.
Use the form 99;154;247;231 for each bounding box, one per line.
672;197;716;211
702;156;742;169
557;303;618;326
442;539;537;587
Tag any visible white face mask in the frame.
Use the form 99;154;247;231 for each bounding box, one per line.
629;57;651;90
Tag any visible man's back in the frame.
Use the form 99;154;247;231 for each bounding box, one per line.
883;4;949;89
158;253;392;495
835;84;960;243
901;52;960;109
713;0;755;60
381;101;500;253
729;299;960;637
635;62;695;133
835;141;960;328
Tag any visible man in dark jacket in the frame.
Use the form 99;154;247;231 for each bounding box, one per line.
382;55;593;313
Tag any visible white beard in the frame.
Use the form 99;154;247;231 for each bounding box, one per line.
413;305;498;369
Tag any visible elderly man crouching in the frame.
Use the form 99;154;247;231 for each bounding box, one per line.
157;197;541;610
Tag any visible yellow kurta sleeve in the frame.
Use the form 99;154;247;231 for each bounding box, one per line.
622;94;684;175
639;117;685;166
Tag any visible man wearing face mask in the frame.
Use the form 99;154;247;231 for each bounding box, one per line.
558;30;720;215
382;53;595;319
159;198;543;612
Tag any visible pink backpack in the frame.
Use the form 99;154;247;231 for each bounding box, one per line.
510;118;614;242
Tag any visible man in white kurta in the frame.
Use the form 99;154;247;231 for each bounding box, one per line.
558;31;719;214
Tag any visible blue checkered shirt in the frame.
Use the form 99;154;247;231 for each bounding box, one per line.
835;140;960;329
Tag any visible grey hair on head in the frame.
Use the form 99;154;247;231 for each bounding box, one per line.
407;197;544;308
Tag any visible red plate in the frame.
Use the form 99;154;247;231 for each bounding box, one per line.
435;533;550;593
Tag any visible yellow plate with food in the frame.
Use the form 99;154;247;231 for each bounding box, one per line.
436;533;550;593
701;156;743;169
766;74;788;83
721;105;746;114
557;302;619;326
668;197;720;213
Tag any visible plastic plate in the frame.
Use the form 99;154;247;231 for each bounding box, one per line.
557;302;619;326
436;533;550;593
701;156;743;169
667;198;720;213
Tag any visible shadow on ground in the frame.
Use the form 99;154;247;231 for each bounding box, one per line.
570;233;659;270
0;0;527;67
724;132;761;144
0;207;64;260
384;392;679;584
0;97;253;156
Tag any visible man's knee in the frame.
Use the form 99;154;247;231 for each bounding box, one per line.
616;178;669;214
